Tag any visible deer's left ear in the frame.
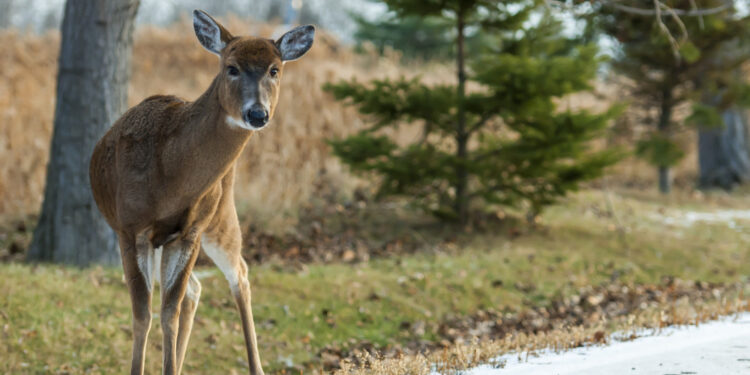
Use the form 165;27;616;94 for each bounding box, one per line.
276;25;315;62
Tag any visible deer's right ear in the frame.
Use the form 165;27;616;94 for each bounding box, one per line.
193;10;233;56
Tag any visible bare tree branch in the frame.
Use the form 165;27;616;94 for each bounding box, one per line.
688;0;705;29
597;0;733;16
545;0;733;17
653;0;686;60
546;0;735;60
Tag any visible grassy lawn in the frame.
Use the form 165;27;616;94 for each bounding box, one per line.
1;189;749;374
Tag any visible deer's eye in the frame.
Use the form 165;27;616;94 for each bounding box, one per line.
227;66;240;76
269;67;279;77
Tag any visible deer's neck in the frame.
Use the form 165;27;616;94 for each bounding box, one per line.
176;76;253;187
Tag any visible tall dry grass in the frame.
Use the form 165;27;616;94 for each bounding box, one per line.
0;19;422;229
0;19;702;230
0;29;58;222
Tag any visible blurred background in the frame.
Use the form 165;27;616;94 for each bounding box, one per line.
1;1;750;374
0;0;382;36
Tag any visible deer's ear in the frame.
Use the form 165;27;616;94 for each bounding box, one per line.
276;25;315;62
193;10;233;55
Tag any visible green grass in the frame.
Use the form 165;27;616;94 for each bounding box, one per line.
1;189;749;374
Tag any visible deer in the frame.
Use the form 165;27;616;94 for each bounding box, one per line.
89;10;314;375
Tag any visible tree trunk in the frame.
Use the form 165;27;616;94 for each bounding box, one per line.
454;8;469;225
0;0;13;29
28;0;139;266
698;107;750;189
658;166;671;193
657;87;673;194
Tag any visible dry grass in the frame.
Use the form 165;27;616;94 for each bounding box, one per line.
2;188;749;373
0;29;58;221
0;19;435;230
0;19;706;230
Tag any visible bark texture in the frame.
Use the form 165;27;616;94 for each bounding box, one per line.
657;86;673;194
454;7;468;225
0;0;12;29
28;0;140;266
698;107;750;190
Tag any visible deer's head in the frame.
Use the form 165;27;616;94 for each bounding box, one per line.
193;10;315;130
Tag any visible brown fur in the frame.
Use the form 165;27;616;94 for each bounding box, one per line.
90;82;254;246
89;11;311;375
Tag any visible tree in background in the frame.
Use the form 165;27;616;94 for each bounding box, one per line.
326;0;622;225
28;0;139;266
352;13;492;61
0;0;13;29
695;69;750;189
591;0;750;193
353;14;455;60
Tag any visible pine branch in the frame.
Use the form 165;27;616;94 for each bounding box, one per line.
467;112;496;134
472;147;504;163
470;182;513;198
418;122;432;145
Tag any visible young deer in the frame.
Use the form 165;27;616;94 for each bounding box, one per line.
89;10;314;375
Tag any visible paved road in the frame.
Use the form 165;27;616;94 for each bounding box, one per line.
467;313;750;375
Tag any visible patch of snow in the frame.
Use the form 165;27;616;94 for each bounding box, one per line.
650;209;750;230
456;313;750;375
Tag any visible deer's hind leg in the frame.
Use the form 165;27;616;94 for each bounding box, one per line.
203;206;264;375
119;232;155;375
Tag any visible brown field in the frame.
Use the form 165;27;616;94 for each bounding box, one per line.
0;20;700;230
0;19;413;229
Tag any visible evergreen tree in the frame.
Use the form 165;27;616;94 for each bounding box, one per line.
591;0;750;193
326;0;622;224
353;13;492;61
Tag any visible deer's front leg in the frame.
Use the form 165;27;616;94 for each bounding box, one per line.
233;258;264;375
160;237;200;375
176;272;201;373
203;237;264;375
203;206;264;375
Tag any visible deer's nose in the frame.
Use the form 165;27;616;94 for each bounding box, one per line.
244;107;269;128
